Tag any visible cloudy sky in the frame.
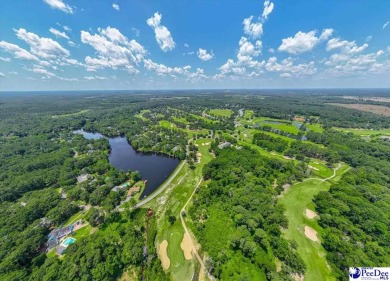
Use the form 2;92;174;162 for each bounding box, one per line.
0;0;389;91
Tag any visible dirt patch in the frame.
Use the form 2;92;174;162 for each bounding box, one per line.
308;165;319;171
305;209;318;219
198;256;206;281
343;96;390;103
283;156;294;160
292;273;304;281
180;233;193;260
158;240;170;270
304;226;318;242
328;103;390;117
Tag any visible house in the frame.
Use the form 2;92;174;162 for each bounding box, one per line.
47;225;74;249
218;142;232;149
111;185;124;192
128;186;141;196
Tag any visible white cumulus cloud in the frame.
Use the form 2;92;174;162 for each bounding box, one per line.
278;29;334;54
43;0;73;14
14;28;70;59
147;12;176;52
81;26;146;73
49;28;70;40
112;3;120;11
262;0;274;21
197;48;214;61
0;41;39;61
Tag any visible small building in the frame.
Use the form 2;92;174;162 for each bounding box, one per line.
127;186;141;196
218;142;232;149
379;136;390;141
111;185;124;192
47;225;74;249
238;109;245;117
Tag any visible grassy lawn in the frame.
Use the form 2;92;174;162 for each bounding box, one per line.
333;127;390;136
172;116;187;124
73;224;92;239
132;180;146;202
209;109;233;117
306;123;324;133
143;138;213;281
243;110;254;119
134;109;150;121
64;211;85;226
159;120;177;129
279;163;349;281
52;109;89;118
308;160;333;179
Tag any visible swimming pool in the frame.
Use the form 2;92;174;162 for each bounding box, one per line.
61;237;76;247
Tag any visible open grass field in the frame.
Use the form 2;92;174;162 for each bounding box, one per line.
209;109;233;117
143;138;213;281
280;163;350;281
306;123;324;133
159;120;177;129
134;109;150;121
308;160;333;179
327;103;390;117
52;109;89;118
333;127;390;136
159;119;209;137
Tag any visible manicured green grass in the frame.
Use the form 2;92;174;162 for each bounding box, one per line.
306;123;324;133
64;211;84;226
279;163;349;281
172;116;187;124
52;109;89;118
243;110;254;119
132;180;146;202
190;113;215;124
143;138;214;281
308;160;333;179
159;119;209;138
73;225;92;239
160;120;177;129
47;249;57;258
209;109;233;117
333;127;390;136
134;109;150;121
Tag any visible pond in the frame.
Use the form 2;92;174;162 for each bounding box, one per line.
73;129;180;198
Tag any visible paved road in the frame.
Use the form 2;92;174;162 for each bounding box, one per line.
134;160;186;208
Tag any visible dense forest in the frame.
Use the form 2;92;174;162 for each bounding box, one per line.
0;90;389;280
189;148;307;280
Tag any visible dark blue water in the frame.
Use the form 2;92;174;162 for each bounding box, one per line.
73;129;180;198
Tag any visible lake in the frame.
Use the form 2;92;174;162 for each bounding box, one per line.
73;129;180;198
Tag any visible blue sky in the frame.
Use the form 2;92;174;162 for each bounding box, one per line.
0;0;389;91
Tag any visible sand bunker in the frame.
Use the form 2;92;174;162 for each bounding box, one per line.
308;165;319;171
283;156;294;160
159;240;170;270
305;209;318;219
196;152;202;157
304;226;318;242
180;233;193;260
